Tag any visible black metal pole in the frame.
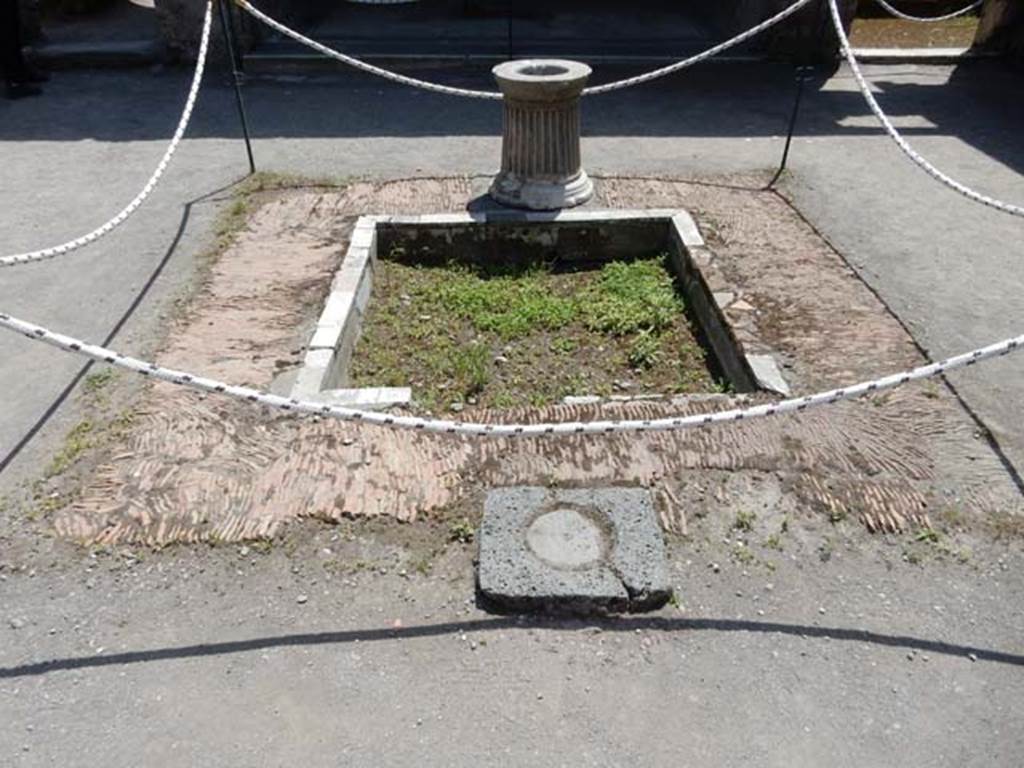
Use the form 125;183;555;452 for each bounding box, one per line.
768;0;829;189
224;0;246;74
768;64;812;188
217;0;256;174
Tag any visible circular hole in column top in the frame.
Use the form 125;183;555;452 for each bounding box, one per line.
518;64;570;77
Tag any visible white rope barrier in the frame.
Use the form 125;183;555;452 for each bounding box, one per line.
237;0;501;99
236;0;814;99
872;0;983;23
829;0;1024;219
3;0;1019;441
0;0;214;268
1;309;1020;437
584;0;814;95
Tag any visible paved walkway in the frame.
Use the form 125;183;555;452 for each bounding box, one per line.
2;529;1023;768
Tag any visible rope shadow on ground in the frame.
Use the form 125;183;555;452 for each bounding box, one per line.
0;174;252;479
2;614;1021;679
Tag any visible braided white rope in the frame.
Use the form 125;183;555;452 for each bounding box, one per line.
830;0;1024;218
237;0;814;99
583;0;814;95
1;309;1021;437
872;0;983;23
237;0;501;99
1;0;214;268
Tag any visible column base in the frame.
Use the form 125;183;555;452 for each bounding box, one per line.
489;170;594;211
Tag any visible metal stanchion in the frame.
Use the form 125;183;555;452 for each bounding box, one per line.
218;0;256;174
768;0;828;188
224;0;246;73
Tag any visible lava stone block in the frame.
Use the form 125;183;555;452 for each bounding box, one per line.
478;486;671;615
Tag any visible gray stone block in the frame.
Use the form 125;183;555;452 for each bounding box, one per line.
478;486;671;615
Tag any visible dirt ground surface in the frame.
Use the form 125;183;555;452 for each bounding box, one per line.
3;174;1018;552
849;15;980;48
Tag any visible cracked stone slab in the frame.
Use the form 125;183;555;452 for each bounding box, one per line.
477;486;671;615
746;354;791;396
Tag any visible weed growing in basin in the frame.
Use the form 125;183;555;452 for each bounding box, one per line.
627;330;663;370
559;374;589;399
490;392;517;409
451;345;491;398
352;253;719;410
437;269;576;338
551;337;577;355
581;259;681;335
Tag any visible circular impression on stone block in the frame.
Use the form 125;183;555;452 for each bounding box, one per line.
525;507;610;570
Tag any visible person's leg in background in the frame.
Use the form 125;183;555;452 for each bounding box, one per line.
1;0;45;99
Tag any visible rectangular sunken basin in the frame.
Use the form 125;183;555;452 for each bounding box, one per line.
292;209;789;411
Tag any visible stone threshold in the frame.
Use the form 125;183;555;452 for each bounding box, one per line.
849;46;1000;64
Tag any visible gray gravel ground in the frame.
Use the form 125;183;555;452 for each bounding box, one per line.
0;59;1022;766
2;517;1022;767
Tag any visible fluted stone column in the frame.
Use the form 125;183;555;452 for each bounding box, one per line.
490;59;594;211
